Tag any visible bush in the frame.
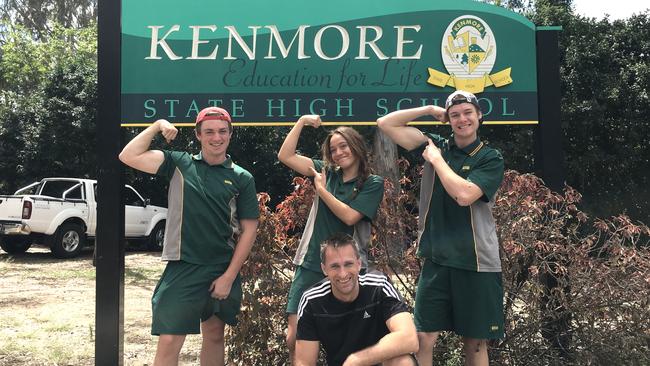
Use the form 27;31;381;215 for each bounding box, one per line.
227;169;649;365
494;171;650;365
226;180;313;364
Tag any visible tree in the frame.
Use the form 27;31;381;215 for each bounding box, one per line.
0;24;97;192
0;0;97;40
532;4;650;221
481;0;650;222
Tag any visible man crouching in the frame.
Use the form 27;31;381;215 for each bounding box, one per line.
295;233;418;366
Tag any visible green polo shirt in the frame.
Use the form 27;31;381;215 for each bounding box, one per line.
156;150;259;265
414;134;504;272
293;159;384;272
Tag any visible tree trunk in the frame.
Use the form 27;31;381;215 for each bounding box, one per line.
372;129;399;190
371;128;402;270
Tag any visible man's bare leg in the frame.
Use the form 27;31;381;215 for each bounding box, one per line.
153;334;186;366
200;315;226;366
286;314;297;364
462;338;488;366
415;331;440;366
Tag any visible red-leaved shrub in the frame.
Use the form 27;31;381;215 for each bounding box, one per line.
227;169;649;365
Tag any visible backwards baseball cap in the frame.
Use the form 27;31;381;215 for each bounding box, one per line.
195;106;232;126
445;90;481;111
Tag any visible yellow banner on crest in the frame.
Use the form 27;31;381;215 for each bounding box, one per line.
427;67;513;94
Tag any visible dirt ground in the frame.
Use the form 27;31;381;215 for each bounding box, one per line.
0;245;205;365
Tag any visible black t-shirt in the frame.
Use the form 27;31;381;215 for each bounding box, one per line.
296;270;410;366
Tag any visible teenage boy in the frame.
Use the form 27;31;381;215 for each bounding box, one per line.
119;107;259;366
377;91;505;366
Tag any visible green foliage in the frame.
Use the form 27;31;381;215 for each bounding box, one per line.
0;25;45;92
0;0;97;40
0;96;38;191
531;3;650;221
1;2;648;224
1;23;97;93
0;24;97;192
28;58;97;179
228;126;301;205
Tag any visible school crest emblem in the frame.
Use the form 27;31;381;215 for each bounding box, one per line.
427;15;513;94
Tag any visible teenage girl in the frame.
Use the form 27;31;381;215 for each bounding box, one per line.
278;114;385;363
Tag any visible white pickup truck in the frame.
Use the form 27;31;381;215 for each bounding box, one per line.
0;178;167;258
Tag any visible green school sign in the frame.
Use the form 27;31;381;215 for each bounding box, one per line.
121;0;538;126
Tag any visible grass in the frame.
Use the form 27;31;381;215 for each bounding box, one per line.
0;247;174;365
43;323;74;333
126;266;162;287
44;267;97;281
4;246;292;365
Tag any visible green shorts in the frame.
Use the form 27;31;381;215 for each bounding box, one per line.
286;266;325;314
414;259;504;339
151;260;242;335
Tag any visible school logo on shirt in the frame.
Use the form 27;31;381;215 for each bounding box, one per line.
363;311;371;319
427;15;513;94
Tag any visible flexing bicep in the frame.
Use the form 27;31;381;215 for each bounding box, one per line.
279;154;316;177
377;122;427;151
278;118;319;176
377;106;432;150
119;149;165;175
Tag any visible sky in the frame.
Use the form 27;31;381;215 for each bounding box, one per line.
571;0;649;20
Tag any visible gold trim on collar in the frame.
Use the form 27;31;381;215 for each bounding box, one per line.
469;142;484;157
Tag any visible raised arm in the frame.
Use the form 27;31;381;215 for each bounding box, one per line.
376;105;446;151
118;119;178;174
342;312;418;366
278;115;321;176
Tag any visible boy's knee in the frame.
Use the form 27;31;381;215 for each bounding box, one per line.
157;334;185;352
201;317;226;344
417;331;440;348
462;338;487;353
203;328;225;344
